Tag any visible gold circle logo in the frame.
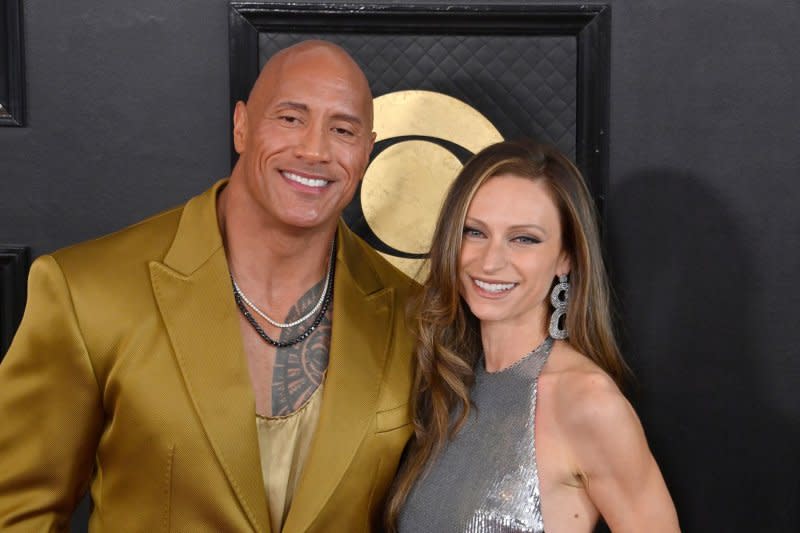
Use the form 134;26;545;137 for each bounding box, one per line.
358;90;504;280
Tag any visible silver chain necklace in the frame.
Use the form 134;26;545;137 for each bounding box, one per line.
231;239;335;329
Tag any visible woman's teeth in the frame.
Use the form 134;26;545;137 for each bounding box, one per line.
474;279;516;293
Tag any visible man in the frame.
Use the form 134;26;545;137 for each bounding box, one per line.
0;41;416;532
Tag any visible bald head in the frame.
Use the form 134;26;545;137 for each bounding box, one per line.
247;40;374;130
228;39;377;235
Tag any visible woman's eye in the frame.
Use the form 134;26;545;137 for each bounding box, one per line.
463;227;484;238
513;235;541;244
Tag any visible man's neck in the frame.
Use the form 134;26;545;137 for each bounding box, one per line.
216;178;337;304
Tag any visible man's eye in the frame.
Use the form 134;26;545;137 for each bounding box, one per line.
333;127;354;137
279;115;300;124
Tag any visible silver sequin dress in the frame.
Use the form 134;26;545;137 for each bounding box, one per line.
398;337;554;533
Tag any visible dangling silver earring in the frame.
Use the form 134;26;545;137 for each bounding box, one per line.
549;274;570;339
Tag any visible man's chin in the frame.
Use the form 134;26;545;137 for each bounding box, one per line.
277;211;336;233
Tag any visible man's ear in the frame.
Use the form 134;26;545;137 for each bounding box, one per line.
368;130;377;152
357;131;377;183
232;101;248;155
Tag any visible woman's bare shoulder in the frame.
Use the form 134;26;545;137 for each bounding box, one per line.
539;343;680;531
542;342;639;441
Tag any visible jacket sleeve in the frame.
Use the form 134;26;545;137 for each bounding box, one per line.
0;255;103;531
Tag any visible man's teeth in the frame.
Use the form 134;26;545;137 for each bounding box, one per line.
283;171;328;188
474;279;516;293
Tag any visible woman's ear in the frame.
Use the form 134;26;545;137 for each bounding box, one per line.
556;252;571;278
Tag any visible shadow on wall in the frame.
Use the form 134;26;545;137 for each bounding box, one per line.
607;169;799;532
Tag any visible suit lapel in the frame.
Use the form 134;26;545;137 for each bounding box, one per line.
149;182;270;533
283;223;394;532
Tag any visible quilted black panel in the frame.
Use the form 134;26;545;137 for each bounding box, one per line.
258;33;576;157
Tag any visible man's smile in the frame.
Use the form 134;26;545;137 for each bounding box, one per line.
281;170;331;189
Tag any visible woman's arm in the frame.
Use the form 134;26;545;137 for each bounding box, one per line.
561;371;680;532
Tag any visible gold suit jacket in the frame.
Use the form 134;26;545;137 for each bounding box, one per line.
0;180;416;532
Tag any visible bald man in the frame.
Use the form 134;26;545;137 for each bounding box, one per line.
0;41;416;532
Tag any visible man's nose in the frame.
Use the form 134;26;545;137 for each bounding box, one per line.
295;123;331;163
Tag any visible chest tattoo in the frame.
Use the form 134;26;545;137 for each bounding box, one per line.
271;280;332;416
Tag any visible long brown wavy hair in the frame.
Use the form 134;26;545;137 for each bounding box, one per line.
384;139;629;530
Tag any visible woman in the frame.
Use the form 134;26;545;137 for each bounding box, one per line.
387;140;679;532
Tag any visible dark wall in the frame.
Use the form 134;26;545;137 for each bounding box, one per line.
1;1;798;531
0;1;232;250
606;2;799;531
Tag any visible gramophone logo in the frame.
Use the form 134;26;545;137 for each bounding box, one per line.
347;90;503;281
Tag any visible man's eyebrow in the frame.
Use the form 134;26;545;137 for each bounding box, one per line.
331;112;364;127
274;101;364;127
274;101;308;113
